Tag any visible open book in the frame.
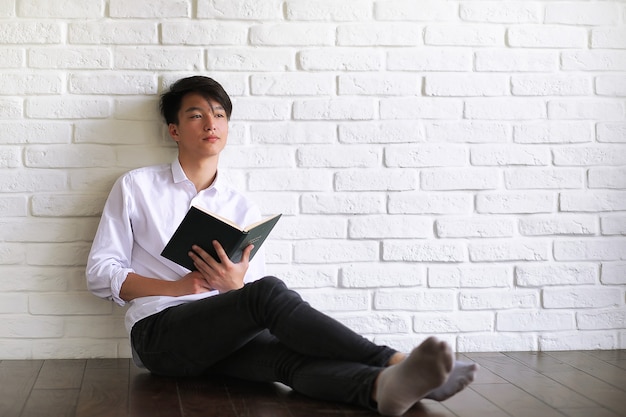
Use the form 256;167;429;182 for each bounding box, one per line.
161;205;281;270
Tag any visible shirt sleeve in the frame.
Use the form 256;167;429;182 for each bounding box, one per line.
86;174;135;306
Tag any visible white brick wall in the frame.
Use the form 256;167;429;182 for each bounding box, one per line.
0;0;624;359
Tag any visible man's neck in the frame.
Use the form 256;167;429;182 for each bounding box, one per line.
178;155;218;192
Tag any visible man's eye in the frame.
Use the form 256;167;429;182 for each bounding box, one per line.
191;114;202;119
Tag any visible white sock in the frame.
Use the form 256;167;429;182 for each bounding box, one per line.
426;361;479;401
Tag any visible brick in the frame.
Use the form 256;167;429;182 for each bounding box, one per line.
475;49;557;72
426;121;510;143
286;0;370;21
504;168;583;189
31;193;107;217
0;22;62;44
0;293;28;314
299;48;383;71
591;27;626;49
477;192;553;214
543;287;622;309
511;75;592;96
460;2;541;23
162;22;246;45
336;169;415;191
0;98;21;118
0;169;66;193
26;97;111;119
0;48;24;68
554;239;626;261
69;21;157;44
425;74;508;97
110;0;189;18
602;216;626;236
0;147;20;168
386;144;466;167
273;216;346;240
389;192;473;215
497;310;574;331
471;145;549;166
0;122;71;144
601;262;626;284
293;98;374;120
548;99;625;120
250;23;335;46
198;0;282;19
375;289;455;311
339;121;425;144
252;73;334;96
337;23;423;46
297;145;379;168
18;0;103;17
0;73;62;95
339;73;420;96
271;265;337;288
507;25;587;48
0;218;96;242
561;51;626;71
336;314;410;334
29;293;112;315
114;97;162;121
553;145;626;166
516;264;597;287
0;316;64;338
596;75;626;97
208;48;294;71
27;242;92;266
222;147;293;169
545;2;619;25
349;215;431;239
294;240;378;263
251;122;336;144
465;98;546;120
74;120;162;145
514;121;593;144
561;191;626;212
428;265;511;288
597;122;626;143
469;240;548;262
436;217;514;238
578;309;625;330
25;145;116;168
458;333;537;352
589;167;626;189
425;24;503;46
460;289;538;310
248;170;331;192
232;98;291;121
28;47;110;69
340;263;424;288
381;98;462;120
420;168;500;191
375;1;457;21
415;312;494;333
301;289;369;312
383;240;465;262
115;146;176;168
0;243;25;264
0;266;80;292
33;340;119;359
65;316;127;339
539;332;617;350
519;215;597;236
69;73;157;95
388;47;471;71
301;193;385;214
0;1;13;17
115;47;202;70
0;196;28;217
68;168;128;193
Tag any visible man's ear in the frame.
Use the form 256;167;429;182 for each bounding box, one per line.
168;123;179;141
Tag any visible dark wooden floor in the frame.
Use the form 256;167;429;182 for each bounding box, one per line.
1;351;625;417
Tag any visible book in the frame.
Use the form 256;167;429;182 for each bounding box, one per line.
161;205;281;270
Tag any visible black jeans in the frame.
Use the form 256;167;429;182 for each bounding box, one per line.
131;276;396;409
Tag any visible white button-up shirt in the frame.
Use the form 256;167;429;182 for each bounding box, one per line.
86;159;266;334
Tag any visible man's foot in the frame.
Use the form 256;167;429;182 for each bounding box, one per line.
426;361;479;401
375;337;452;416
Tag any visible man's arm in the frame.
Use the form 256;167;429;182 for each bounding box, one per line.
119;271;213;302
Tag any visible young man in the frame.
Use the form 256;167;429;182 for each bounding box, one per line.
86;76;477;416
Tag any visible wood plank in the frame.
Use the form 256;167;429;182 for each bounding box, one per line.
33;360;85;389
177;375;237;417
545;351;626;390
74;359;130;417
470;383;564;417
128;365;182;417
435;386;508;417
19;389;79;417
0;360;43;417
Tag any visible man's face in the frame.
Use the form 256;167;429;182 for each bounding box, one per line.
168;93;229;159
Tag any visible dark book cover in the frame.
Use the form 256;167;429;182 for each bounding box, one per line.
161;206;281;270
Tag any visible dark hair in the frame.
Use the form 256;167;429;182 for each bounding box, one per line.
159;76;233;125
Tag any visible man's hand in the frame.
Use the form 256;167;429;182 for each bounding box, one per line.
188;241;253;293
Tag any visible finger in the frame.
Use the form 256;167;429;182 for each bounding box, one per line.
211;240;232;265
240;244;254;264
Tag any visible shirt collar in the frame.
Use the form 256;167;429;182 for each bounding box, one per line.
171;158;224;192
